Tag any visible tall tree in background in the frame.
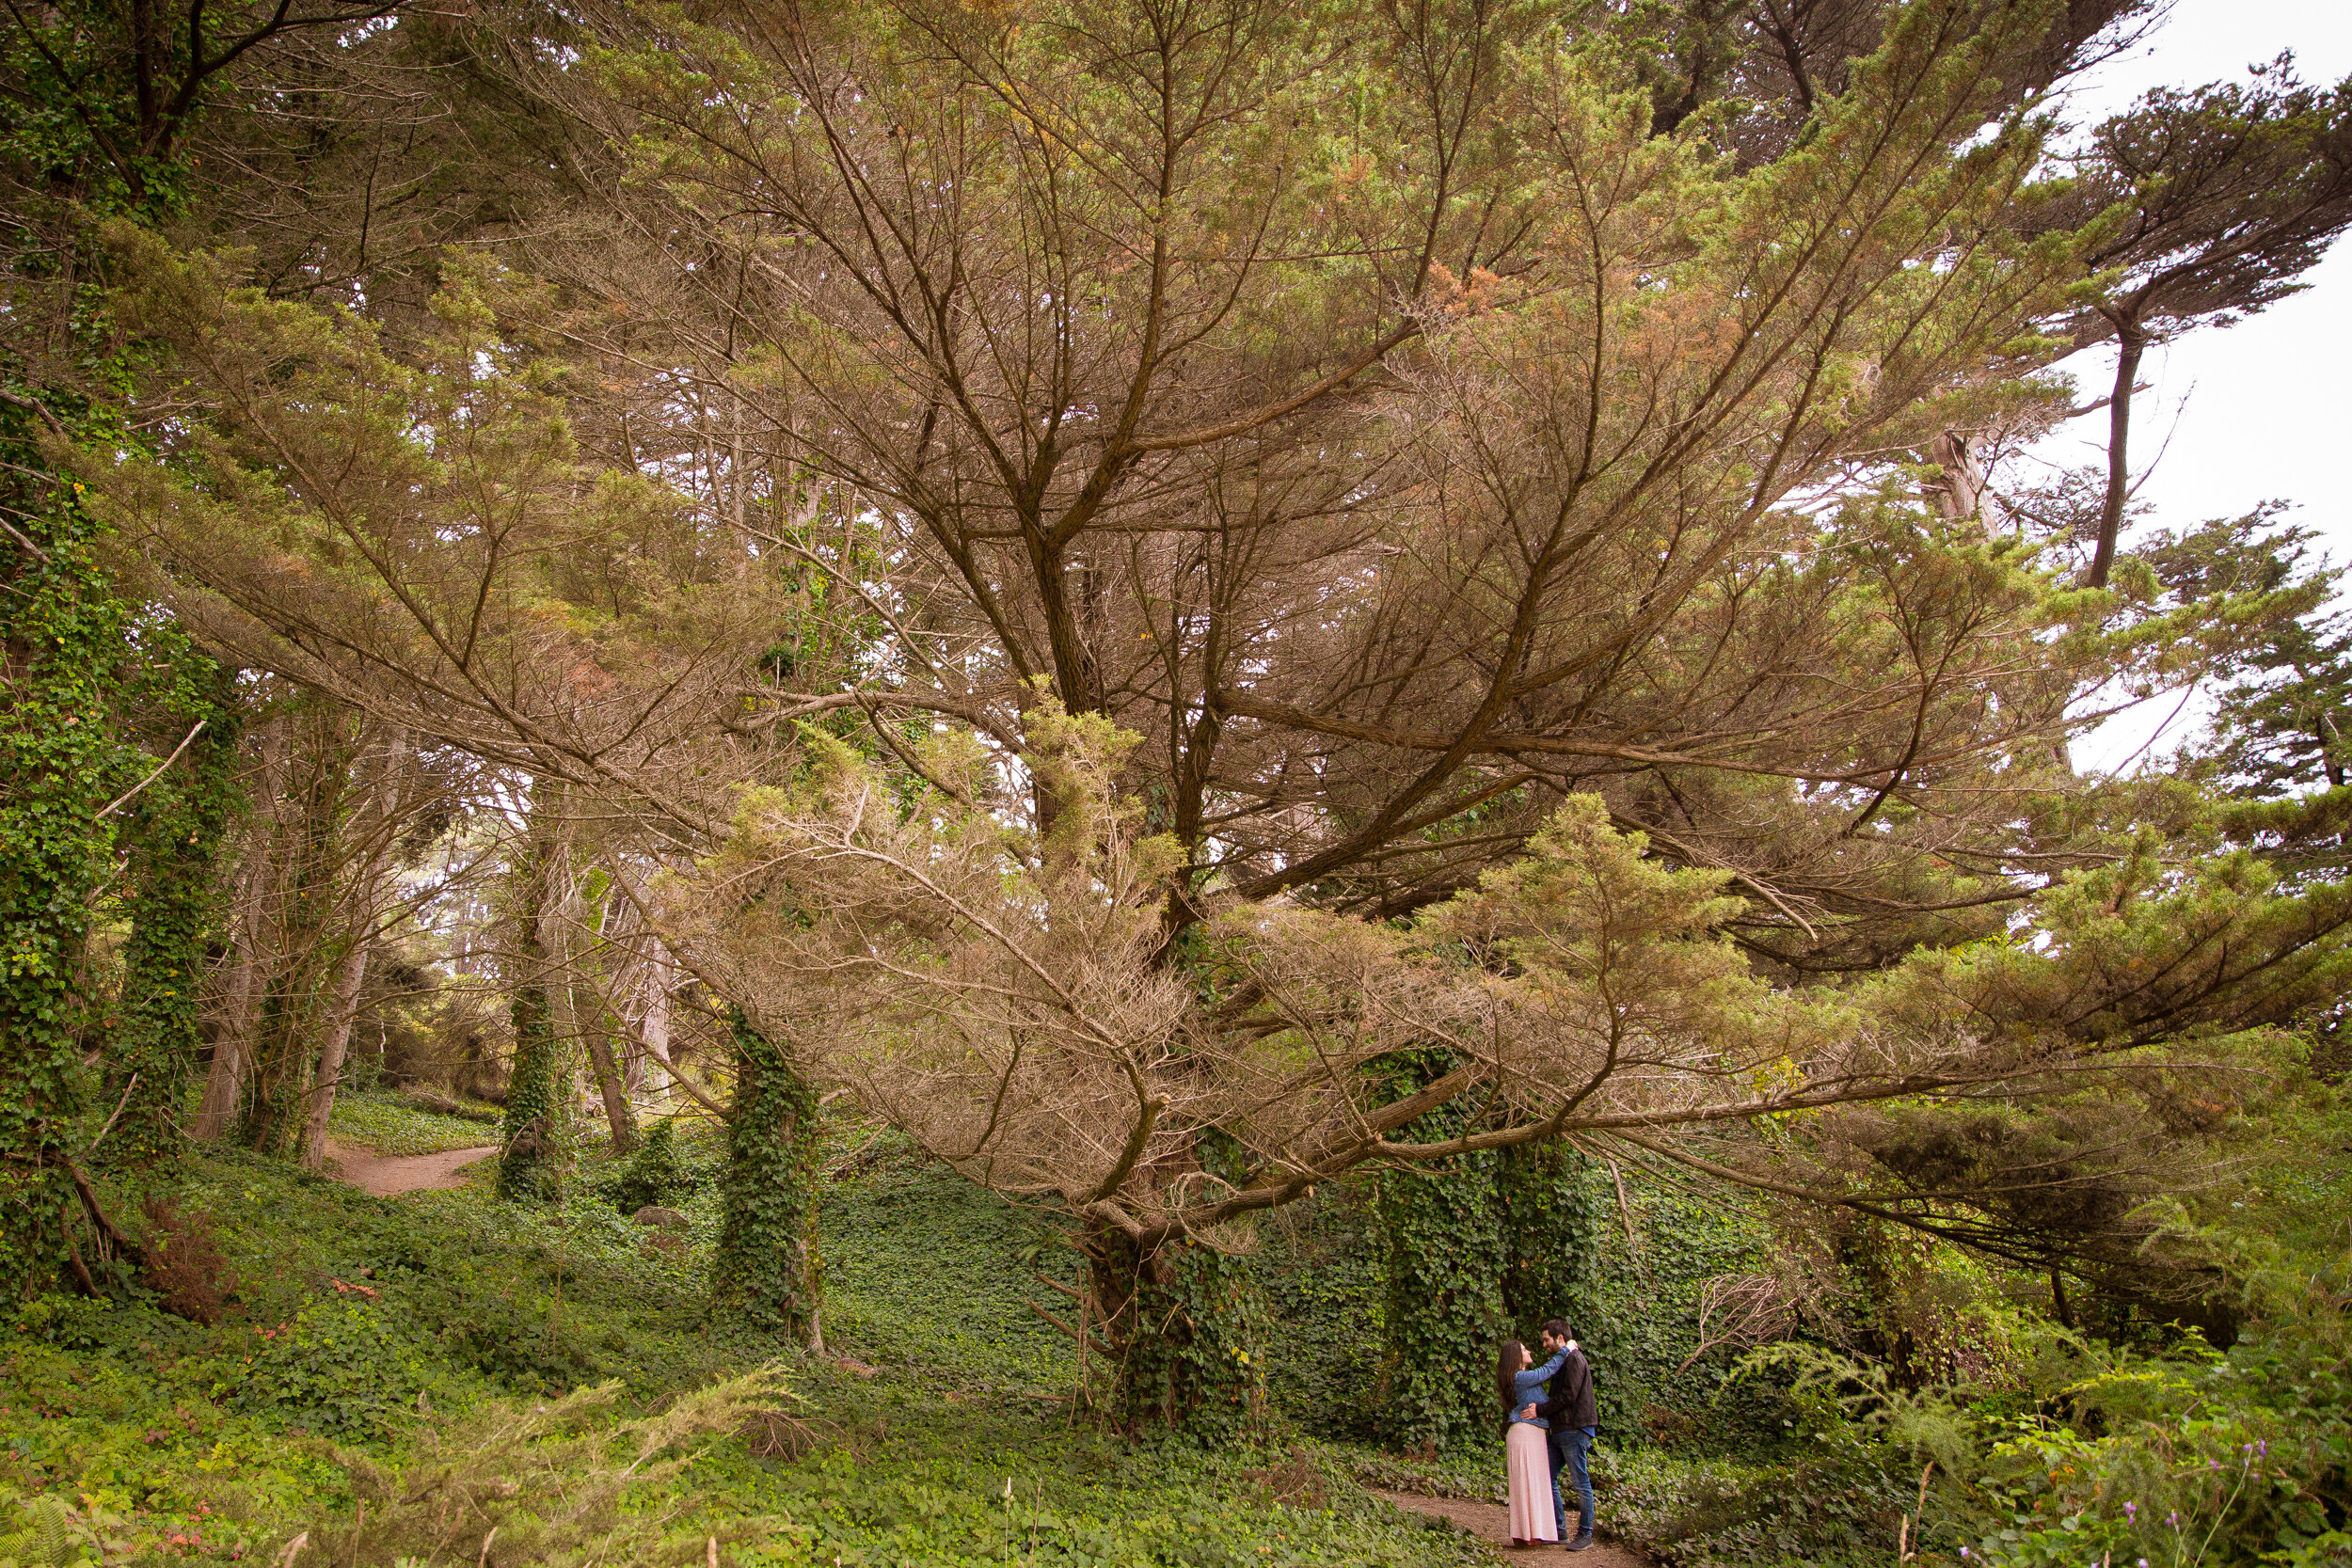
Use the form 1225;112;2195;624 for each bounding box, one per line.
2141;511;2352;814
2066;61;2352;589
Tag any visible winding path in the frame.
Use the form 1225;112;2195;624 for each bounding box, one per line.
321;1137;499;1197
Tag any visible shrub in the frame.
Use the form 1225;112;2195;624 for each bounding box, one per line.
137;1196;238;1325
607;1116;694;1212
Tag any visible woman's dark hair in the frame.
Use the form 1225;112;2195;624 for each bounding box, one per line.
1496;1338;1527;1412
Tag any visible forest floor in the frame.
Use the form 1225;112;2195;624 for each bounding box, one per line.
320;1135;499;1196
16;1101;1548;1566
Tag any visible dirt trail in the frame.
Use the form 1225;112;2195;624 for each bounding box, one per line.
1371;1490;1647;1564
322;1137;499;1197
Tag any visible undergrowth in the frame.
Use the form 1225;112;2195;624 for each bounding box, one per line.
0;1132;1480;1567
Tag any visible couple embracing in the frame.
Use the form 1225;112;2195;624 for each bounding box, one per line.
1498;1320;1597;1550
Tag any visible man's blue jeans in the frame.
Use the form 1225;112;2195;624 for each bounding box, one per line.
1549;1425;1595;1540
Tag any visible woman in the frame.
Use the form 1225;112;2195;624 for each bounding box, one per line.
1498;1337;1571;1547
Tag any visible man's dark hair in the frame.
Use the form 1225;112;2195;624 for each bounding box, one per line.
1540;1319;1571;1341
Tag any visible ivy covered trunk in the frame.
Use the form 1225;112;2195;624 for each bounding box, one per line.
1376;1155;1506;1449
108;662;243;1167
497;832;568;1201
0;466;128;1285
1374;1136;1605;1452
1497;1139;1602;1340
710;1009;823;1344
1085;1224;1267;1440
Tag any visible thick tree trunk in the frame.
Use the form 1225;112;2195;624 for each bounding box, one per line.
2085;326;2146;591
110;665;243;1164
1927;431;1984;522
1083;1222;1266;1439
497;827;565;1201
1376;1158;1506;1449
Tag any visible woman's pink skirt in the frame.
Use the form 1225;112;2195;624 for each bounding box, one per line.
1506;1421;1558;1542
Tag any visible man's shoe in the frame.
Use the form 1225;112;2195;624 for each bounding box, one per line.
1563;1530;1594;1552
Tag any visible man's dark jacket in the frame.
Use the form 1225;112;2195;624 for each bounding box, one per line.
1537;1345;1597;1433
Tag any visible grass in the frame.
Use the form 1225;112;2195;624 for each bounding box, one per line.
2;1132;1487;1567
326;1089;505;1156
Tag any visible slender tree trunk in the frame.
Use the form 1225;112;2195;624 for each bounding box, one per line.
544;857;639;1150
243;707;349;1156
299;938;371;1170
298;725;411;1168
639;948;675;1107
581;1016;639;1152
196;710;289;1140
2085;325;2146;591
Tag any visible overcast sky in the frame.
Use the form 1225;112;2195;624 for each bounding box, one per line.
2047;1;2352;770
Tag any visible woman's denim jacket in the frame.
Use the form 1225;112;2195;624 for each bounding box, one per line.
1506;1346;1571;1429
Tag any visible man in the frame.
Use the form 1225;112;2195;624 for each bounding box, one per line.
1535;1320;1597;1551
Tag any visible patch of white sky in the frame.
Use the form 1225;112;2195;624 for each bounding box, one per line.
2043;0;2352;774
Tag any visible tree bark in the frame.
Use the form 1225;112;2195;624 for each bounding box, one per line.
2085;325;2146;590
497;823;564;1201
299;938;372;1170
297;724;407;1169
639;947;676;1106
196;709;290;1140
581;1016;639;1153
1081;1221;1265;1438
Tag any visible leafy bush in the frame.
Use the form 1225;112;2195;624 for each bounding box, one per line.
1961;1277;2352;1568
603;1115;698;1212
